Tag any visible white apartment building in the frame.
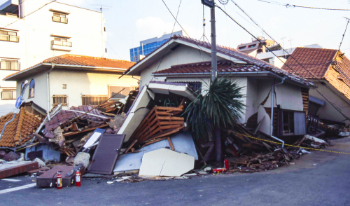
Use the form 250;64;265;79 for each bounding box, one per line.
0;0;107;116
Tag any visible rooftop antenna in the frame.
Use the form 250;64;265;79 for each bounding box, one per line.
91;4;111;13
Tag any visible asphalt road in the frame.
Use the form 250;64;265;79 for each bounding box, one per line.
1;137;350;206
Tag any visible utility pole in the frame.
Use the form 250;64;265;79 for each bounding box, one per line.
202;0;222;164
202;0;217;82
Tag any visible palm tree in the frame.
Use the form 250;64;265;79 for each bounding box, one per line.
185;77;245;163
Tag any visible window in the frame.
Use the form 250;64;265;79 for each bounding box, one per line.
52;12;68;24
248;44;257;48
29;79;35;98
0;59;20;70
0;29;19;42
82;95;108;106
53;95;68;106
238;46;246;50
109;86;133;99
1;89;16;100
52;37;72;47
282;111;294;135
277;110;306;136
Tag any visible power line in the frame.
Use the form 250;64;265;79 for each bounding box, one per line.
216;4;350;121
338;18;350;52
256;0;350;11
216;4;307;80
148;0;184;83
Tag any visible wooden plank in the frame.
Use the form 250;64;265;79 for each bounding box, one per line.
0;162;39;179
168;137;175;151
64;124;109;137
124;140;138;154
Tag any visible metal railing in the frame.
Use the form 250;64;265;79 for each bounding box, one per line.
0;34;19;42
52;16;68;24
51;40;72;47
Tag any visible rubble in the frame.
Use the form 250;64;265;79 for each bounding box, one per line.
74;152;90;168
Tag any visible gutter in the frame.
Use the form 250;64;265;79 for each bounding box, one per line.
47;63;55;120
270;77;286;147
4;64;127;81
154;71;312;88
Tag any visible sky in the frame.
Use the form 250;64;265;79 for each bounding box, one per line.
1;0;350;61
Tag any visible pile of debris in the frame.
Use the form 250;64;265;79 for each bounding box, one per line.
228;148;307;173
294;134;331;149
0;81;336;187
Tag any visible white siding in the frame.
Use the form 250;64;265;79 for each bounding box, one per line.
49;70;138;110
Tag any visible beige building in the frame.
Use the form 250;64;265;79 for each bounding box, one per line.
3;55;138;112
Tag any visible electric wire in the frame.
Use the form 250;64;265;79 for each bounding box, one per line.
149;0;184;83
216;4;350;121
256;0;350;11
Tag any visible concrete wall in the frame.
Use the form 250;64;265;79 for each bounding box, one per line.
310;82;350;125
139;45;214;88
49;70;138;110
0;0;106;115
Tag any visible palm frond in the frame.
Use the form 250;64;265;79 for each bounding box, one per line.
184;77;245;142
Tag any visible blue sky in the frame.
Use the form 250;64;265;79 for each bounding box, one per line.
1;0;350;61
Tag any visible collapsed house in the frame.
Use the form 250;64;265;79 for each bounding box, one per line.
124;35;314;140
0;37;337;185
283;48;350;136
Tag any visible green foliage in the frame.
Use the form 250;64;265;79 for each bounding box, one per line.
184;78;245;142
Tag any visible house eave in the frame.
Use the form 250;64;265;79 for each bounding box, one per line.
3;63;127;81
154;71;313;88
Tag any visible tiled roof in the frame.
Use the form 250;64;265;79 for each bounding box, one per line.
43;105;109;138
282;47;350;101
282;47;337;79
4;54;135;80
154;60;310;86
125;35;312;86
155;61;259;74
0;108;42;148
42;54;135;69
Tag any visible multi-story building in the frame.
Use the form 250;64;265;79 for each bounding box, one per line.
237;37;322;68
130;31;182;62
0;0;107;116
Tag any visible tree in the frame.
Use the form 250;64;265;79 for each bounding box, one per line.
184;77;245;163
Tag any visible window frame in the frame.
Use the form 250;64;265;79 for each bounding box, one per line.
0;59;20;71
81;95;109;106
52;95;68;106
277;109;306;137
52;12;68;24
0;29;19;43
28;79;35;99
51;37;72;47
1;89;16;100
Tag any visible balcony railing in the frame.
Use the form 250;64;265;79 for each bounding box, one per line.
0;34;19;42
51;40;72;47
52;16;68;24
